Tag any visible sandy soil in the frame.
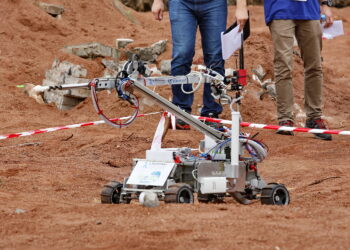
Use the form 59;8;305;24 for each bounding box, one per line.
1;0;350;249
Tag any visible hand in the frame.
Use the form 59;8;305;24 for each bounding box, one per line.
321;5;334;28
152;0;164;21
236;1;248;32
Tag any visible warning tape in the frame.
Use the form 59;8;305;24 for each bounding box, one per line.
1;112;349;140
0;112;162;140
194;116;350;136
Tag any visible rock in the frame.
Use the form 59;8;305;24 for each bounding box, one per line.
62;42;120;59
49;59;88;78
266;84;276;100
101;59;119;70
15;208;26;214
160;60;171;75
125;40;167;63
101;59;121;77
42;59;90;110
148;64;162;76
102;59;124;77
116;38;134;49
225;68;235;77
139;191;160;208
252;64;266;81
258;80;276;101
34;2;64;17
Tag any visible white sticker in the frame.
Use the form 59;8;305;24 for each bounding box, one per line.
127;160;175;186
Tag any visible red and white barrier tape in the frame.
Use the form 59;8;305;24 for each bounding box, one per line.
193;115;350;136
0;112;162;140
1;112;349;141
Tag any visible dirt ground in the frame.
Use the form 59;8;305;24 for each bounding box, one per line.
1;0;350;249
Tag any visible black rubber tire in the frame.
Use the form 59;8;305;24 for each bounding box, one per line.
260;183;290;205
101;181;123;204
164;183;194;204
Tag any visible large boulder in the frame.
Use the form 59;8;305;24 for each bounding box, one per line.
43;59;90;110
125;40;167;63
62;42;120;59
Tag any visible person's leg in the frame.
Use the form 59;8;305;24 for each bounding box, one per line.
269;20;296;123
295;20;331;140
169;0;197;113
295;20;323;120
197;0;227;116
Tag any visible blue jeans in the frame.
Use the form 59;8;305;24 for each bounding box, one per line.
169;0;227;116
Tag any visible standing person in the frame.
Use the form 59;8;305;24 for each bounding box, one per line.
152;0;248;130
265;0;334;140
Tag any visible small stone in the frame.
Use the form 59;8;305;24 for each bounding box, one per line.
15;208;26;214
160;60;171;75
139;191;160;208
148;64;161;76
116;38;134;49
252;64;266;81
225;68;235;77
35;2;64;17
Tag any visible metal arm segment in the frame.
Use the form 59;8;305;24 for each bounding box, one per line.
131;78;226;141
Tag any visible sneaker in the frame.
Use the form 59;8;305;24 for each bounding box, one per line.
276;120;294;136
305;118;332;141
203;113;224;131
175;118;190;130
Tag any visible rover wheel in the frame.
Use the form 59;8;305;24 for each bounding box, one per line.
101;181;123;204
164;183;194;204
260;183;290;205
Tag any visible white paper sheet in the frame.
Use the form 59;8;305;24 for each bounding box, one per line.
221;25;243;60
322;20;344;39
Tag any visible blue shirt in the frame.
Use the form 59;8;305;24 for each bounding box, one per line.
264;0;321;25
